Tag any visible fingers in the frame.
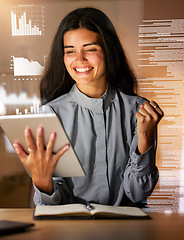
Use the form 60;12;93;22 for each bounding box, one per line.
25;127;37;154
24;126;70;161
45;131;70;158
139;101;164;122
13;143;28;164
46;132;57;157
36;126;45;153
54;144;70;159
149;101;164;118
24;126;68;157
14;126;70;172
25;126;48;154
52;144;70;168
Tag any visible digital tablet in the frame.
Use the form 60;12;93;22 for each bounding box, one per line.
0;220;34;236
0;113;85;177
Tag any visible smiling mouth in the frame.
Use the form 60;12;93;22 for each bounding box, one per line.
74;67;93;73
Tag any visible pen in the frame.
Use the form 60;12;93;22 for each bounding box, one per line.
85;203;95;211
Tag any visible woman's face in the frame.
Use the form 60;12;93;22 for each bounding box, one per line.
63;28;106;94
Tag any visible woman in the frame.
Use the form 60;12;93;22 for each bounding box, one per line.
13;7;164;206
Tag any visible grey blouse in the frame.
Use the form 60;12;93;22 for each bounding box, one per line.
34;84;159;206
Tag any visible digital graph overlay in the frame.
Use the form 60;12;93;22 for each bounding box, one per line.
10;56;46;77
10;5;45;36
11;56;45;76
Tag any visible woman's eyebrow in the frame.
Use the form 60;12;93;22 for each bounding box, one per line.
83;42;98;47
64;42;98;48
64;45;74;48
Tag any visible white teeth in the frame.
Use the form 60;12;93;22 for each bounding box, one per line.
75;67;92;72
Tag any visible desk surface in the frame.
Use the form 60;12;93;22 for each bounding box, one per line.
0;208;184;240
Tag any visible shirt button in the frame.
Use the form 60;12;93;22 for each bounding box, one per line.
132;162;136;167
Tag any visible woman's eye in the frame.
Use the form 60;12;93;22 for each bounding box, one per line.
86;48;97;52
65;50;75;54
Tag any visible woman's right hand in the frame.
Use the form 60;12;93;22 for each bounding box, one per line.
13;126;70;195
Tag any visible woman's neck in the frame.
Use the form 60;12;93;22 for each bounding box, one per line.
76;82;108;98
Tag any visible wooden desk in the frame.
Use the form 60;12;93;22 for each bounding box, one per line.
0;209;184;240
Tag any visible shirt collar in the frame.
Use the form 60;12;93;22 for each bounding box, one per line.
69;84;115;113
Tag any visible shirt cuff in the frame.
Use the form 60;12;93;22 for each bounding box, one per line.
130;144;157;176
33;181;61;205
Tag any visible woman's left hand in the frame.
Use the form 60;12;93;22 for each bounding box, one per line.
136;101;164;154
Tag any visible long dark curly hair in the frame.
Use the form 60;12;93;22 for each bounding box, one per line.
40;7;137;104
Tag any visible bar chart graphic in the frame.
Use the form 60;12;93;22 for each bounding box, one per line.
10;5;45;36
12;56;45;76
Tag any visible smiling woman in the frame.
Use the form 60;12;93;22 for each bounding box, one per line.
63;28;106;98
13;7;164;207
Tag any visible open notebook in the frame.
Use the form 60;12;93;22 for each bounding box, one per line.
33;203;150;220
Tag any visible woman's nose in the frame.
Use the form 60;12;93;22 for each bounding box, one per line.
75;51;87;62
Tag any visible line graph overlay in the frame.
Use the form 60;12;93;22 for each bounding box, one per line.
11;56;45;76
